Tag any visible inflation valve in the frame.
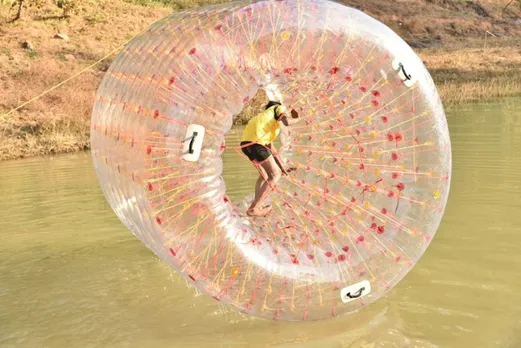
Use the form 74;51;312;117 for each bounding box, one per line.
182;124;206;162
340;280;372;304
392;58;418;88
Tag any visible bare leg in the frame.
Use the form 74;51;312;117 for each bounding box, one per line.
247;156;282;217
252;163;272;210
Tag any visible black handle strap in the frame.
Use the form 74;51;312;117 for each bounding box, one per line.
188;131;198;154
345;286;365;299
398;63;412;81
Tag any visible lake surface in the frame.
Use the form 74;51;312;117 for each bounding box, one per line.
1;99;521;348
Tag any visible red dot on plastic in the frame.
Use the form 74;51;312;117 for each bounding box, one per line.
189;48;196;55
357;236;365;242
370;223;377;230
169;248;176;256
381;208;388;215
372;90;381;97
325;251;333;258
156;216;162;225
345;76;352;82
360;86;367;93
153;110;160;119
148;183;153;191
168;77;176;86
371;100;379;107
338;255;346;261
342;246;349;252
387;133;394;141
146;146;152;155
395;133;403;142
307;254;314;260
397;183;405;191
391;153;399;161
329;66;340;75
382;116;389;123
388;191;395;198
214;24;223;30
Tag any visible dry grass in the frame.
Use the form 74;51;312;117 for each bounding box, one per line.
0;0;171;160
420;41;521;104
1;0;520;161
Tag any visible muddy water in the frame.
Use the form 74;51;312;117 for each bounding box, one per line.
1;100;521;347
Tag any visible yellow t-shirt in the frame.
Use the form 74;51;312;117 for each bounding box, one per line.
241;105;286;145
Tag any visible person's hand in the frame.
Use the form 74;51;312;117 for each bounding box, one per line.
281;168;289;176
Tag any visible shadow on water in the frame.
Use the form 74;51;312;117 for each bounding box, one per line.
1;99;521;347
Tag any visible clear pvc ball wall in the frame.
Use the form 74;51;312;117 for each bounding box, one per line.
91;0;452;321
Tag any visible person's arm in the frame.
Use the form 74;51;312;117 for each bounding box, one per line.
280;108;300;126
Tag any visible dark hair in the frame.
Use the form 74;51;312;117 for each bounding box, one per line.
265;100;281;110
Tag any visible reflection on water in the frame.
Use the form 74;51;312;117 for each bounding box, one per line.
1;100;521;347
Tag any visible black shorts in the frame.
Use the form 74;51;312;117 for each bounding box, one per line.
240;141;272;162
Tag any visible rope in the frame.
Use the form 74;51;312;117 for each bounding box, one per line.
0;18;164;120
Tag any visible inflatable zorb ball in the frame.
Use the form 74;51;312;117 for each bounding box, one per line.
91;0;451;321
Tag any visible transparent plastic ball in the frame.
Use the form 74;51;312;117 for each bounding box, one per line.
91;0;451;321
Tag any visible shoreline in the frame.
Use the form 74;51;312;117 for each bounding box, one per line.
1;42;520;162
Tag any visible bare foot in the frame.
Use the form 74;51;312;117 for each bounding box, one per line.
246;205;272;217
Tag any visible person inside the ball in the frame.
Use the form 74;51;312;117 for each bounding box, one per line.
240;100;299;217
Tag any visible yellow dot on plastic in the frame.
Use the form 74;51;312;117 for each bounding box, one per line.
365;116;372;124
312;239;319;245
320;154;326;160
433;189;441;199
364;201;371;209
231;267;240;277
356;216;361;221
281;31;290;40
374;168;380;175
345;160;351;166
370;131;376;139
369;185;377;192
373;151;380;159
